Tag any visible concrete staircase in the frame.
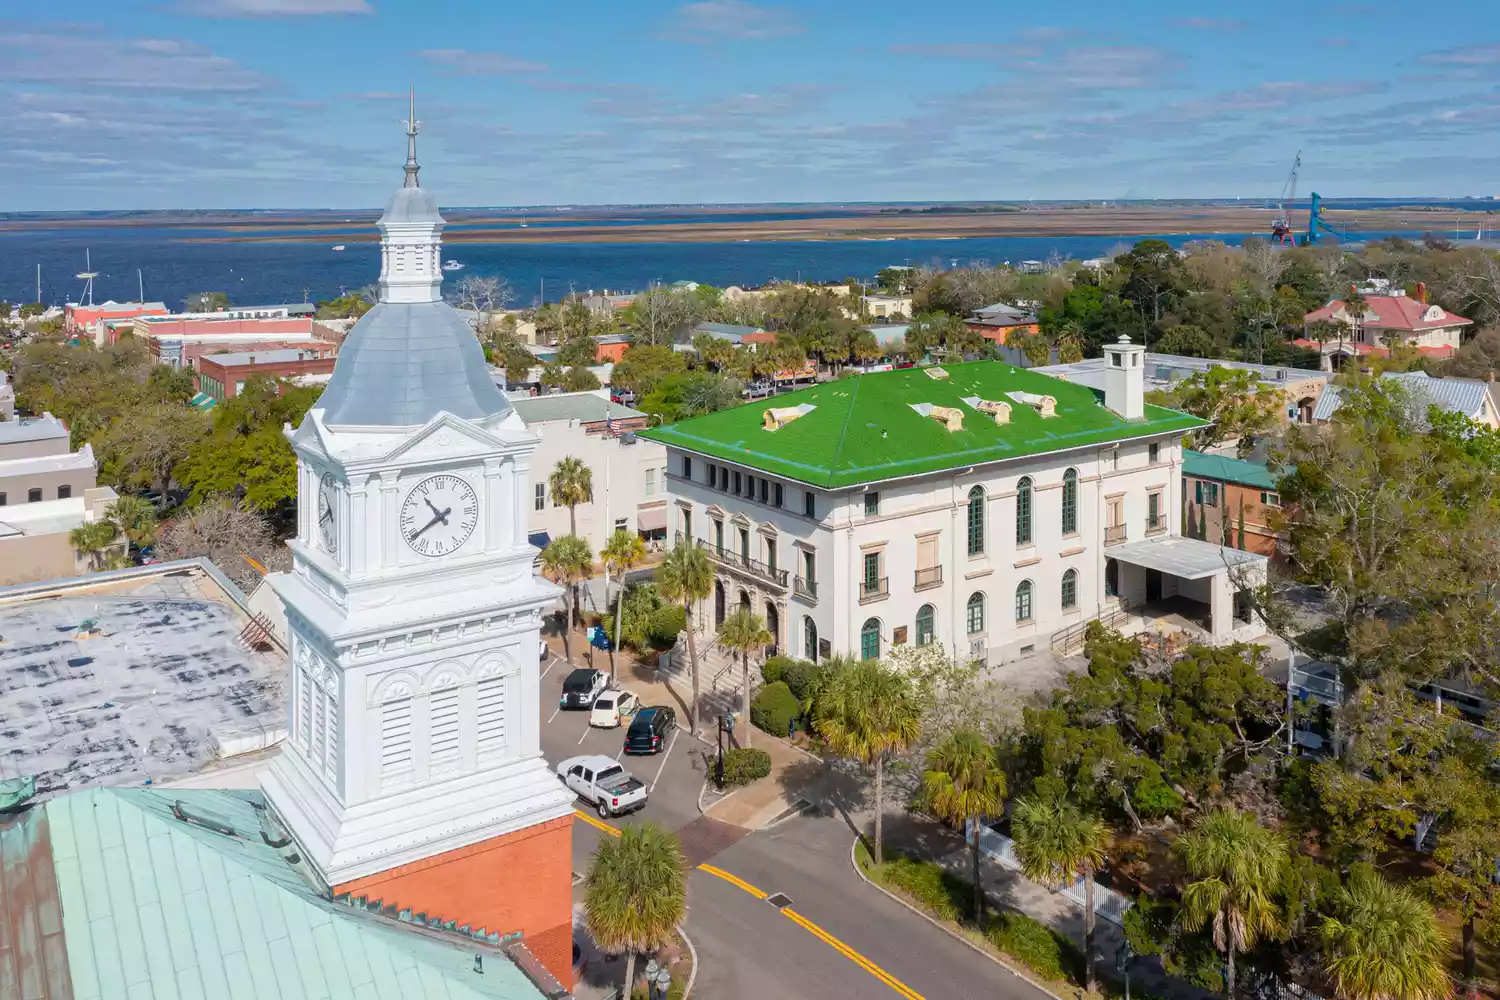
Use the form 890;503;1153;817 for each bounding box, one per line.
658;632;761;724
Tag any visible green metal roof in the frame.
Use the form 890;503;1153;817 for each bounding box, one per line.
640;361;1208;489
1182;450;1280;490
0;788;549;1000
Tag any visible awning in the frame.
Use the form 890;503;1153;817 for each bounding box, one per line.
636;507;668;532
528;531;551;550
1107;536;1264;580
189;391;217;411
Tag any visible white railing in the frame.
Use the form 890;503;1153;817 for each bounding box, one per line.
975;823;1134;926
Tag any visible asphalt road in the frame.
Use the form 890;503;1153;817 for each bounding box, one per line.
538;651;1057;1000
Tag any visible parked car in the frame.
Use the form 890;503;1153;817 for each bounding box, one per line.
559;668;608;709
624;706;676;755
589;689;639;728
557;754;648;818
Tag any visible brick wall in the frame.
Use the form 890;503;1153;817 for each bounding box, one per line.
332;814;575;986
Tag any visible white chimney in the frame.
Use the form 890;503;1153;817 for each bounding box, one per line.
1102;334;1144;420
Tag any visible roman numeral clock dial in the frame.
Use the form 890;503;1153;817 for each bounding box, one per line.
399;474;480;557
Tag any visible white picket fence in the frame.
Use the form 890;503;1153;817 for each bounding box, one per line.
974;823;1135;927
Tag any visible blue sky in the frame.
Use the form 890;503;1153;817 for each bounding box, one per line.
3;0;1499;210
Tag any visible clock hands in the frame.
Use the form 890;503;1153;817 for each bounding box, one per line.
407;505;452;542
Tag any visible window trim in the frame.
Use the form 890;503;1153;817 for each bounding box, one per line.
1061;468;1078;536
1061;569;1078;610
966;486;985;556
965;592;985;636
915;604;936;646
1015;477;1033;546
1015;580;1034;623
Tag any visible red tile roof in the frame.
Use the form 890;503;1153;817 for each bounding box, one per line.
1293;339;1458;359
1303;295;1472;332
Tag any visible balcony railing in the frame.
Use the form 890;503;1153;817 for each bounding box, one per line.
1145;514;1168;535
793;575;818;602
914;565;943;590
676;532;789;587
859;577;889;603
1105;524;1127;545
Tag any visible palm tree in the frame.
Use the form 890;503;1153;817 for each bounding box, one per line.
600;529;646;683
921;728;1006;922
1174;808;1288;999
717;606;772;747
814;658;922;865
540;534;593;665
1011;797;1109;993
106;495;158;551
1321;865;1449;1000
69;520;119;572
584;822;688;1000
655;540;714;736
548;456;593;537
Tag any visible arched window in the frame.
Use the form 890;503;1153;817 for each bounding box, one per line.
966;486;985;556
1061;569;1078;610
1016;580;1034;622
1016;477;1033;545
860;618;882;661
1105;558;1119;598
915;605;936;646
804;616;819;661
1061;468;1078;535
966;592;985;635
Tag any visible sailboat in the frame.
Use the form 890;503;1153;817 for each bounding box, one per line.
331;244;346;251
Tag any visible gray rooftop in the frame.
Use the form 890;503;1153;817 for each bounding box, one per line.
316;302;512;427
201;348;323;367
692;321;758;342
1313;370;1491;423
0;561;285;793
0;413;69;445
512;392;645;425
1038;353;1331;393
1110;536;1265;580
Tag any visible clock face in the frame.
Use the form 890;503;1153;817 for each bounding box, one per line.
400;474;480;557
317;473;338;554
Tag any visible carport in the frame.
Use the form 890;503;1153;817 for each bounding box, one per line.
1106;536;1267;643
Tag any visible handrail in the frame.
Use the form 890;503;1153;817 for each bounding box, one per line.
1050;599;1137;655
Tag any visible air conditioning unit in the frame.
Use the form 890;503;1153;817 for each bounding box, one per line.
619;432;637;445
968;639;987;667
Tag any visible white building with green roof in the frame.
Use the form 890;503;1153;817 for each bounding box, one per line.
642;337;1269;664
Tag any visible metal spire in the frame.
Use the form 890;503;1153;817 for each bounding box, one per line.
400;85;421;188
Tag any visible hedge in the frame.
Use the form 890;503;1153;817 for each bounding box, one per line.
721;747;771;785
761;655;797;686
750;681;800;736
877;855;970;922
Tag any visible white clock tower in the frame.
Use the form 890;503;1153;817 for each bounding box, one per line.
260;95;573;919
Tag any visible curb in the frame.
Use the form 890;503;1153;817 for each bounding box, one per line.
696;776;748;816
847;838;1076;1000
677;923;699;999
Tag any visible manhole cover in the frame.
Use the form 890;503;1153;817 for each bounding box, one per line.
766;893;793;909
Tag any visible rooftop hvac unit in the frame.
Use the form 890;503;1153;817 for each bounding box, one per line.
619;432;637;445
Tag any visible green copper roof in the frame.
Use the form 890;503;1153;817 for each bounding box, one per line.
1182;450;1280;490
641;361;1208;489
0;788;549;1000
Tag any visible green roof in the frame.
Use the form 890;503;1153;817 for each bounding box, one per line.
640;361;1208;489
0;787;549;1000
1182;450;1279;490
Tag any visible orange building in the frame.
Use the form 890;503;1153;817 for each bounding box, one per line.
594;333;633;363
1181;450;1285;560
964;301;1039;344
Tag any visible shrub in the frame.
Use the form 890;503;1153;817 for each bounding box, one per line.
984;911;1082;985
750;681;800;736
782;658;822;703
761;655;796;686
1131;768;1184;820
721;747;772;785
877;855;972;922
648;605;686;646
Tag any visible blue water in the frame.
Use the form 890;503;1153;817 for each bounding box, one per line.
0;226;1440;310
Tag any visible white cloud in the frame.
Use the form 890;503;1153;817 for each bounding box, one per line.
175;0;373;14
0;31;267;91
1420;43;1500;65
659;0;801;43
419;49;548;76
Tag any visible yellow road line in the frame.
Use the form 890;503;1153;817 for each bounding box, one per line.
695;863;768;900
695;864;924;1000
573;809;622;837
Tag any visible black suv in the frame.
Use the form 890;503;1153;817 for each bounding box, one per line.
624;706;676;755
559;668;607;709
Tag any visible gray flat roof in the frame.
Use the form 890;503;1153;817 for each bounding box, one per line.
0;561;285;794
0;414;69;445
200;348;319;367
1038;352;1331;388
1109;536;1265;580
512;392;645;425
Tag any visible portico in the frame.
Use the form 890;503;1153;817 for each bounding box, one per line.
1105;535;1266;644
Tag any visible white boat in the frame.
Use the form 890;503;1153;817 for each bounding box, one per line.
442;259;465;271
331;245;345;251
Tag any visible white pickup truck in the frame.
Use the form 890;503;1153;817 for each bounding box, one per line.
557;754;649;818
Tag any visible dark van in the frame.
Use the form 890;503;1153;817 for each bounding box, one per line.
624;706;676;755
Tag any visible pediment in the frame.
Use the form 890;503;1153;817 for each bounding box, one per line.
289;409;335;462
377;412;508;466
705;504;728;519
730;512;753;527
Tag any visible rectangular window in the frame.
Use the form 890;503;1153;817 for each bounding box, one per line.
1148;491;1160;523
682;455;692;479
804;491;816;518
615;518;629;533
803;549;815;583
476;677;506;757
1207;483;1220;506
644;469;655;496
1149;443;1160;464
705;462;715;487
0;493;7;506
714;519;725;555
917;534;939;570
1194;480;1203;505
429;687;461;768
759;478;768;504
57;485;71;500
1261;491;1280;507
863;552;880;589
774;483;784;507
733;471;742;495
739;527;750;563
683;509;692;540
766;541;777;574
719;467;729;490
534;482;546;511
864;492;879;516
27;488;41;503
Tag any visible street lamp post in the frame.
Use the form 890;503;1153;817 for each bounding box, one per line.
714;714;725;791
